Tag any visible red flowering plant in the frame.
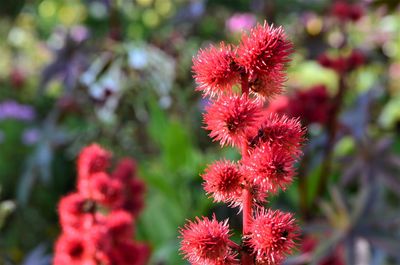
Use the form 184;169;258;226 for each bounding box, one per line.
179;22;306;265
53;144;149;265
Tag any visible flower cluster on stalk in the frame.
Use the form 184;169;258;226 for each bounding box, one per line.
54;144;149;265
180;22;305;264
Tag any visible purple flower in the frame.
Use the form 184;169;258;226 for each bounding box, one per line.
22;128;40;145
0;100;36;121
226;13;257;33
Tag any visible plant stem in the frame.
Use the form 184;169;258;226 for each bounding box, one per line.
241;188;253;265
240;73;254;265
241;249;254;265
297;151;311;219
241;73;249;96
314;76;346;202
242;188;252;234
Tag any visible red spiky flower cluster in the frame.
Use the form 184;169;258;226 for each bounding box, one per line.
179;22;305;264
54;144;149;265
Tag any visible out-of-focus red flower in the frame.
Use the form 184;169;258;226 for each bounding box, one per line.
112;158;137;182
204;94;262;148
248;209;299;264
110;241;150;265
331;1;363;22
318;51;365;73
77;144;111;181
10;68;26;88
241;144;296;195
193;43;240;97
289;85;333;125
87;172;123;207
348;50;365;70
237;22;292;101
54;144;149;265
118;178;145;217
348;4;363;21
331;1;350;20
202;160;244;205
266;85;333;126
58;193;94;232
180;216;237;265
106;210;134;242
53;233;95;265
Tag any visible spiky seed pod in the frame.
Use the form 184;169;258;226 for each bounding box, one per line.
204;94;263;148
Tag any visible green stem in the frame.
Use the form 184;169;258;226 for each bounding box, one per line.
297;151;311;219
314;76;346;202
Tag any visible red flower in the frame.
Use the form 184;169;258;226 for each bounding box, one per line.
331;1;363;22
87;172;123;207
318;51;364;73
247;113;304;155
241;144;296;195
111;158;145;217
58;193;94;231
266;85;333;126
119;178;146;217
112;158;137;182
77;144;111;180
106;210;134;242
202;160;244;205
237;22;292;101
109;241;150;265
348;4;363;22
193;42;240;97
53;233;95;265
179;216;236;265
347;50;365;70
248;209;299;264
204;94;262;148
331;1;351;20
86;224;113;263
55;144;150;265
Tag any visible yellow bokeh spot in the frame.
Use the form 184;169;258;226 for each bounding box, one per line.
47;80;63;98
136;0;153;7
58;4;86;25
39;0;57;18
155;0;172;17
306;16;323;36
142;9;160;28
17;14;36;31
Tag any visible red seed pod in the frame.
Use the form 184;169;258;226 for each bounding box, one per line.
204;94;263;148
179;216;237;265
202;160;244;205
241;144;296;195
237;22;293;102
193;42;241;98
248;209;299;265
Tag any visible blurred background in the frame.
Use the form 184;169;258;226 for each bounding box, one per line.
0;0;399;264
